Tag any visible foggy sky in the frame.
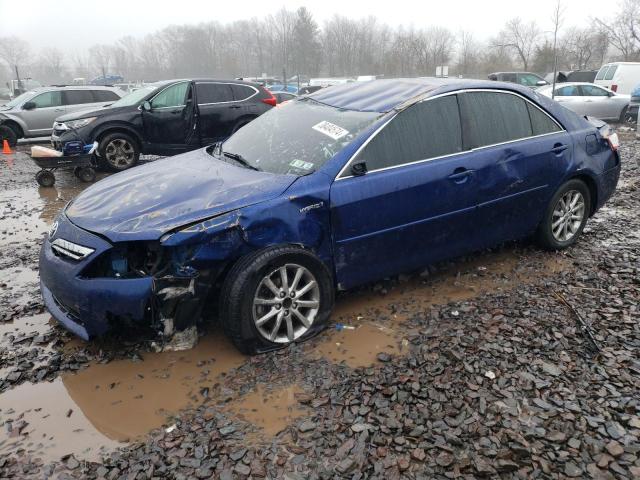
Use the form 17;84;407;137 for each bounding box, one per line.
0;0;604;55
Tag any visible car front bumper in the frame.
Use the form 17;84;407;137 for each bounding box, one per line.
39;214;153;339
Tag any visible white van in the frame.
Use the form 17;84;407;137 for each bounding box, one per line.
594;62;640;94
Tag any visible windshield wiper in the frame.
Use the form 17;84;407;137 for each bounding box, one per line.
223;151;260;171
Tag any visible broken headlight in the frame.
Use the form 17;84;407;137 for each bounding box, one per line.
81;242;196;279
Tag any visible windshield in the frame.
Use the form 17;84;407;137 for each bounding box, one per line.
109;85;158;108
1;90;37;108
218;98;381;175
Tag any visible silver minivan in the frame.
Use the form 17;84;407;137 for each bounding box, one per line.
0;86;123;143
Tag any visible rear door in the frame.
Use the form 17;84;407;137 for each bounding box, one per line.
552;84;585;114
23;90;65;135
195;82;241;144
63;90;102;116
142;81;195;153
458;90;568;245
330;94;484;289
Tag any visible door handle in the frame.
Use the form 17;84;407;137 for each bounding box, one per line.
54;108;64;112
229;105;242;109
551;143;568;154
448;168;474;184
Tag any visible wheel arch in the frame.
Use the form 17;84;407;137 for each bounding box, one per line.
569;173;598;216
1;119;24;138
96;126;143;151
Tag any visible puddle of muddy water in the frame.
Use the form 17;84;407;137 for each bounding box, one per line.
0;332;246;463
314;323;403;368
0;379;120;463
225;384;306;437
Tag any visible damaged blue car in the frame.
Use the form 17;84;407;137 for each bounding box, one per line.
39;79;621;354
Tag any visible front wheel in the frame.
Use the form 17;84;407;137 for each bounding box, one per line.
220;246;334;354
98;132;139;171
536;179;591;249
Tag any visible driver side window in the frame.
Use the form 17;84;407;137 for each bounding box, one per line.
151;82;189;109
30;91;62;108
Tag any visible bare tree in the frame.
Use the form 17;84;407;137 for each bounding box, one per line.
494;18;541;70
594;0;640;60
88;44;112;80
456;31;481;77
0;36;30;82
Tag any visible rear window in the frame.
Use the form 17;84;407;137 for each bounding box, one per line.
219;98;380;175
459;91;532;148
604;65;618;80
527;103;562;136
595;65;610;80
357;95;463;172
93;90;119;102
64;90;95;105
196;83;234;104
230;84;257;101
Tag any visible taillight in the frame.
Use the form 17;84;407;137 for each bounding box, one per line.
261;89;277;107
611;84;618;92
602;129;620;151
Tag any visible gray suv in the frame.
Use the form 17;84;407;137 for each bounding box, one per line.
0;86;123;145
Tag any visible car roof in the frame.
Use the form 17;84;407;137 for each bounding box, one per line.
308;78;534;113
28;85;120;91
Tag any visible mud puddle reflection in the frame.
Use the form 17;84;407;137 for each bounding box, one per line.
313;249;571;367
0;333;245;462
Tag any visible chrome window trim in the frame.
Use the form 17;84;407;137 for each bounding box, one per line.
335;88;566;181
195;82;259;106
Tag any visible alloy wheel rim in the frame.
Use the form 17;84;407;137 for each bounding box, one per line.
552;190;585;242
105;139;135;168
253;263;320;344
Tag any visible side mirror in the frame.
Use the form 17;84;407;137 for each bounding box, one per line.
22;101;36;110
536;80;548;86
608;91;615;97
141;101;151;111
351;161;368;176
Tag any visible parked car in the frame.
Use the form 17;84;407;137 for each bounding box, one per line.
267;84;298;94
273;91;297;104
298;85;323;95
628;83;640;123
594;62;640;94
0;86;123;146
538;82;631;123
39;79;621;354
488;72;548;87
51;79;276;171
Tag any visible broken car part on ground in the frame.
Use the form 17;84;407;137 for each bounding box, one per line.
39;78;620;356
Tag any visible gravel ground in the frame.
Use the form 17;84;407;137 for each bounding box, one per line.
1;134;639;479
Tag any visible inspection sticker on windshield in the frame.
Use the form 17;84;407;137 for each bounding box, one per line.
290;159;314;170
312;121;349;140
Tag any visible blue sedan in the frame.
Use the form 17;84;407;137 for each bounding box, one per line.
39;79;621;354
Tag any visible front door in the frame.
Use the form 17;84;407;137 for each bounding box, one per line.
23;90;65;135
142;81;195;154
330;94;483;290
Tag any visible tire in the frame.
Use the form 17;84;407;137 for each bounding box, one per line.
0;125;17;147
97;132;139;172
78;167;96;183
219;246;334;355
536;179;591;250
35;170;55;187
619;106;631;124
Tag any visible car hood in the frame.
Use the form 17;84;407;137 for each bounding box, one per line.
65;148;297;242
56;105;129;122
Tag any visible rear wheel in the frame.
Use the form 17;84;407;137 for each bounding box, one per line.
619;106;632;124
0;125;17;147
220;246;334;354
98;132;139;171
536;179;590;249
78;167;96;182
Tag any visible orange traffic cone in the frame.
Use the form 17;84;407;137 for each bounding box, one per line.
2;140;12;154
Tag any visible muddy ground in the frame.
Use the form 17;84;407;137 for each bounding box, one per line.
0;133;639;479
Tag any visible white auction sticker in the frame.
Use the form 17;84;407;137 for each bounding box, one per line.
312;121;349;140
290;159;314;170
